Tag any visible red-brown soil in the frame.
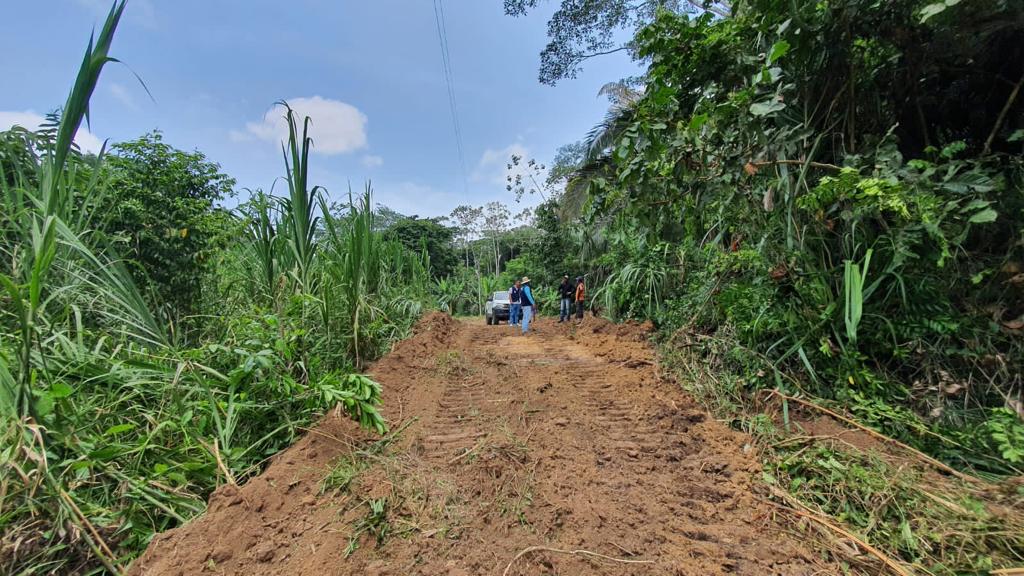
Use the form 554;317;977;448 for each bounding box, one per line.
129;313;834;575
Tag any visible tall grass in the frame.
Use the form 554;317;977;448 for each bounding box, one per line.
319;185;429;368
279;102;322;294
0;8;429;574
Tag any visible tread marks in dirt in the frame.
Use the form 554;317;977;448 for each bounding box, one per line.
128;314;831;576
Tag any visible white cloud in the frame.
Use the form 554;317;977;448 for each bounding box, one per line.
235;96;368;155
0;110;103;154
361;154;384;168
109;82;136;109
373;181;461;218
472;143;530;185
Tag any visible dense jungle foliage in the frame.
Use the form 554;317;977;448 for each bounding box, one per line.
569;0;1024;476
2;0;1023;574
519;0;1024;572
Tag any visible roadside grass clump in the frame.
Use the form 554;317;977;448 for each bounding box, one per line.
345;498;391;557
496;465;536;529
321;456;365;495
435;350;472;378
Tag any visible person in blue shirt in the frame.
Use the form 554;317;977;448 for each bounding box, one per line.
508;279;522;326
520;276;537;334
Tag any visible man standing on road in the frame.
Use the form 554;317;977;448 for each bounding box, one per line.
558;275;573;322
575;276;586;322
508;279;523;327
520;276;537;334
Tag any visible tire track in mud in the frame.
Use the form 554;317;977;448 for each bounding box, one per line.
130;314;834;576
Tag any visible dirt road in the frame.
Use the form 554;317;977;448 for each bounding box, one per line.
130;314;829;575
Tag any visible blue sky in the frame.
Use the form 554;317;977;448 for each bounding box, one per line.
1;0;640;219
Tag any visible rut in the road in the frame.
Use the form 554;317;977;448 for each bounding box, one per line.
130;313;832;576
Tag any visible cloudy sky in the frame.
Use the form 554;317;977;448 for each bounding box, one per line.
1;0;640;218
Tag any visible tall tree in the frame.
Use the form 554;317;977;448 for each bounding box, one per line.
482;202;511;274
448;204;484;268
503;0;731;84
385;217;459;278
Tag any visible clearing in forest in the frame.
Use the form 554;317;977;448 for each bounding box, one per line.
130;313;830;575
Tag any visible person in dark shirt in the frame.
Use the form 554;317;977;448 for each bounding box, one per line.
558;275;573;322
508;279;522;326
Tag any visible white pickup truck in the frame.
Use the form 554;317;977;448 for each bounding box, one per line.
484;291;515;325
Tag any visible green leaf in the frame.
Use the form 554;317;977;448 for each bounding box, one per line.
969;208;998;223
688;113;709;132
767;40;790;64
50;382;74;399
89;446;122;461
961;199;990;212
1009;129;1024;142
34;393;54;418
921;0;960;22
104;423;136;436
920;2;947;21
749;100;786;116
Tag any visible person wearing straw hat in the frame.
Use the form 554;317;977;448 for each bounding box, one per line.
520;276;536;334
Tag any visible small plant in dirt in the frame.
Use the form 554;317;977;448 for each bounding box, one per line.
345;498;391;557
321;456;364;494
435;350;472;377
495;457;536;529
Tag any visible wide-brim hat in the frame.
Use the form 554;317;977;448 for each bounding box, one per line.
521;276;531;283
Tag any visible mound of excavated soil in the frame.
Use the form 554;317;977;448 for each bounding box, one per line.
130;314;832;576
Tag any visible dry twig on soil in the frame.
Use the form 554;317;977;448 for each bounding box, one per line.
502;545;654;575
762;492;911;576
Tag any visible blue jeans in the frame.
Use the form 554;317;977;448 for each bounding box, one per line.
509;302;521;325
559;297;571;321
521;306;533;333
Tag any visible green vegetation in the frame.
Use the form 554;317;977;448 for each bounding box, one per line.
561;0;1024;476
504;0;1024;572
0;4;429;573
345;498;391;557
2;0;1022;574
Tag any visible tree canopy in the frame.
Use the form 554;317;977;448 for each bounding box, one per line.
503;0;731;84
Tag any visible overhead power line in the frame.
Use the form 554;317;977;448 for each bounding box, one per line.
432;0;470;197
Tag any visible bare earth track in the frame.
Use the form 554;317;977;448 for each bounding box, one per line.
130;314;833;575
